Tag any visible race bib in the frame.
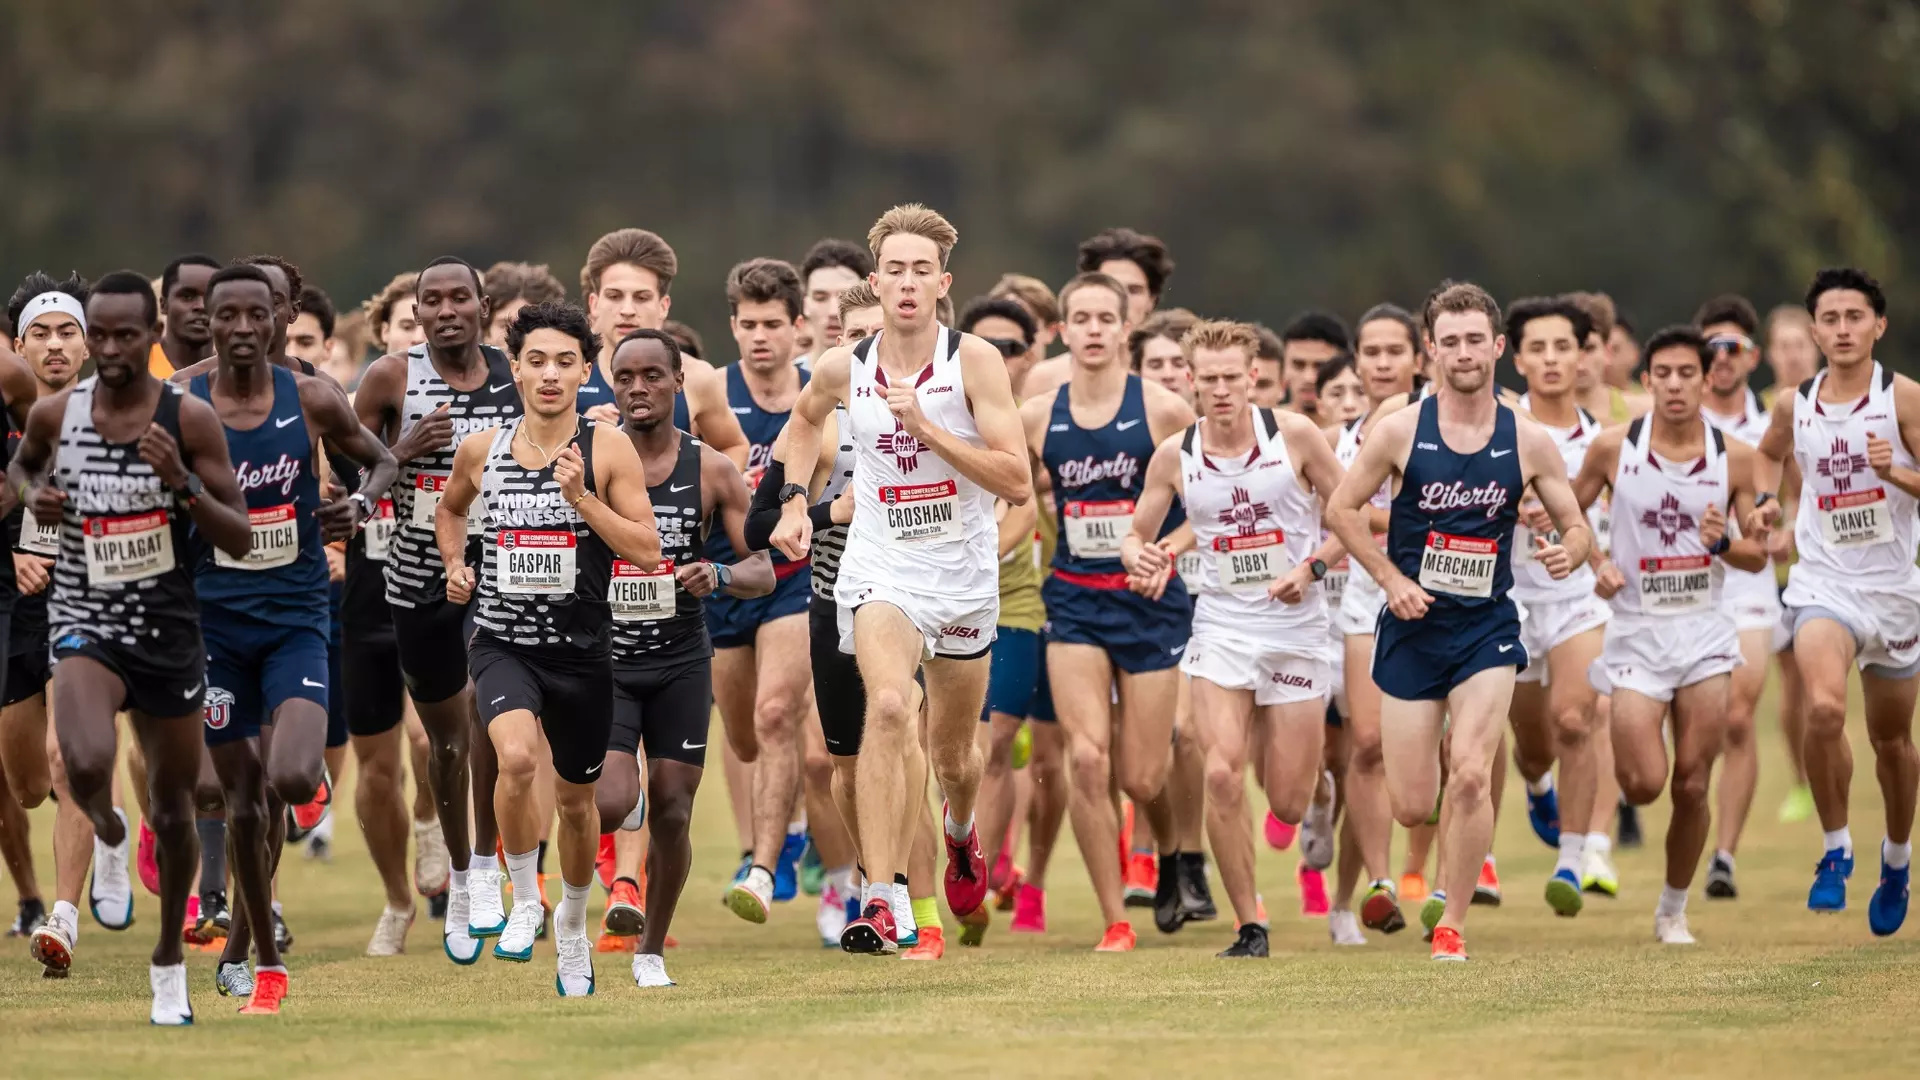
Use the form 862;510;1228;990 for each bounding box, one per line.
1418;531;1497;598
1591;498;1613;557
494;529;576;595
214;504;299;571
1175;549;1204;591
1638;555;1711;615
1063;499;1133;559
609;559;676;622
1212;529;1287;592
1324;555;1349;605
1513;523;1562;565
83;510;175;586
364;498;397;562
1817;489;1891;547
879;479;961;543
411;473;482;534
19;505;59;557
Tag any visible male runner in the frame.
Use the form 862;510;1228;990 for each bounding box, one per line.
438;300;659;993
1504;296;1611;914
1077;227;1174;327
772;204;1031;952
1277;311;1351;425
602;327;770;985
1250;327;1287;410
1018;272;1200;951
354;257;522;963
1573;324;1767;943
184;264;397;1010
366;272;426;358
1761;303;1818;824
11;270;252;1022
1749;267;1920;935
1124;320;1348;958
287;286;336;372
481;261;566;348
150;255;219;378
799;239;874;370
989;274;1064;397
1569;292;1649;423
1327;281;1591;961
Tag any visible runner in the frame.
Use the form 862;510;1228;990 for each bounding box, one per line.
798;239;873;370
481;262;566;349
1018;271;1199;951
1569;292;1649;423
989;274;1063;397
353;256;523;963
1504;295;1612;916
181;264;398;1011
1749;267;1920;936
1760;303;1818;824
10;270;253;1022
1573;324;1766;944
1276;311;1351;425
437;300;660;993
149;255;219;378
366;272;426;357
1326;281;1592;961
1077;227;1174;327
1249;326;1287;410
771;204;1031;953
1123;320;1348;958
602;327;770;985
286;286;337;372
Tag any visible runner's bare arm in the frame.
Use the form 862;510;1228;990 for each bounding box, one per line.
997;496;1037;559
1570;426;1622;514
1518;417;1591;576
1120;436;1183;579
685;360;750;470
8;392;68;522
301;374;399;517
1869;375;1920;499
0;346;36;434
1019;391;1058;504
1747;387;1795;532
1327;406;1413;589
434;430;491;582
918;338;1031;505
1280;409;1350;570
704;443;774;599
171;394;253;559
1718;438;1769;573
769;349;851;559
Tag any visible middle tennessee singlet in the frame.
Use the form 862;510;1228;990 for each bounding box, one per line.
1386;394;1523;614
611;430;710;660
471;416;613;653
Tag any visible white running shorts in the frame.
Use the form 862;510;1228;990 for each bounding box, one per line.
1589;610;1742;703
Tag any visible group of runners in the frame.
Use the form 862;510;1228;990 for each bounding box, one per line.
2;204;1915;1022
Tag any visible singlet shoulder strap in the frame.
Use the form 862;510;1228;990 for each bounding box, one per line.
153;381;185;442
1626;415;1646;448
1709;425;1726;455
1881;363;1895;391
577;417;598;495
943;326;961;361
1257;408;1280;443
1798;374;1819;400
852;335;876;362
187;371;211;402
1180;421;1200;456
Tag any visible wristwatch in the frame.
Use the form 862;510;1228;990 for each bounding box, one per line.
1707;535;1732;556
1309;558;1328;581
777;483;809;508
712;561;734;589
1754;492;1775;508
170;473;204;510
347;491;374;526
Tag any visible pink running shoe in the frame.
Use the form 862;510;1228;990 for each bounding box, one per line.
1265;811;1297;852
1299;864;1330;917
1010;883;1047;933
137;820;160;897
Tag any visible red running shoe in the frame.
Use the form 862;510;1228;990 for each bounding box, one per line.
137;820;160;897
1094;921;1136;952
1010;884;1047;933
1122;851;1158;906
288;768;332;839
604;877;645;938
1430;925;1468;962
942;811;989;917
1299;864;1330;917
239;968;289;1014
1265;811;1297;851
595;833;617;891
901;925;945;960
840;898;898;954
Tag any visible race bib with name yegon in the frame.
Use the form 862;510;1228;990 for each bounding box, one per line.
494;529;576;594
214;503;299;571
83;510;175;586
1817;489;1891;547
1418;531;1496;598
1063;500;1133;559
609;559;676;621
364;498;397;562
1211;529;1287;592
1638;555;1711;615
879;479;961;543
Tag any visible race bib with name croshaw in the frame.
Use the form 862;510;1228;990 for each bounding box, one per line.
879;479;961;543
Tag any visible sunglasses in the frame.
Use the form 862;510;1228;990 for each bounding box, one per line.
1706;333;1754;354
983;337;1029;359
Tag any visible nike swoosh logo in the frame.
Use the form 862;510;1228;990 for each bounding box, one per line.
489;383;511;394
276;416;299;429
1490;449;1512;458
301;677;324;688
1499;644;1515;652
1115;419;1141;431
183;684;201;698
584;763;602;775
682;740;706;751
669;483;693;493
491;696;506;706
1169;643;1185;656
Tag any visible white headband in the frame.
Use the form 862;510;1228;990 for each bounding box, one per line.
19;291;86;335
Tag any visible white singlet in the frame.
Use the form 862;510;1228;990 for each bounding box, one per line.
1512;395;1600;603
1700;387;1784;635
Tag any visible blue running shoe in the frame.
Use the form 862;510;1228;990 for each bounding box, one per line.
772;831;807;903
1545;868;1584;917
722;853;751;906
1808;848;1853;912
1869;859;1909;936
1526;786;1560;848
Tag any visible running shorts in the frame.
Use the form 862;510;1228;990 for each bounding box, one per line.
1041;574;1191;675
610;654;713;768
201;613;329;748
391;597;473;705
982;626;1041;720
706;567;811;651
1371;600;1526;703
469;639;613;786
52;627;205;719
1182;628;1334;707
1589;610;1742;703
1517;592;1610;686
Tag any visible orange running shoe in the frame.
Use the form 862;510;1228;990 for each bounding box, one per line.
1473;857;1502;906
992;862;1025;912
1118;801;1135;870
239;968;289;1014
1399;872;1429;905
1430;925;1467;962
604;877;645;937
288;769;332;838
1122;851;1158;907
1095;921;1137;953
902;925;946;960
595;833;617;891
595;927;636;953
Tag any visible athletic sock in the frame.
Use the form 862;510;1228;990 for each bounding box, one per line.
1525;774;1554;797
448;868;468;893
271;900;283;918
1585;832;1611;858
944;807;973;842
863;880;890;907
1823;828;1854;858
196;818;227;892
1883;838;1912;870
745;865;774;895
910;895;941;934
556;880;591;938
1657;886;1688;918
1715;849;1736;869
1369;878;1393;892
504;848;539;907
826;865;855;894
471;853;499;875
1556;832;1585;874
50;900;78;936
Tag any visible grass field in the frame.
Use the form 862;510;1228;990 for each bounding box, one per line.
0;680;1915;1079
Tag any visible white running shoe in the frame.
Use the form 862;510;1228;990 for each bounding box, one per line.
1655;911;1696;945
893;883;918;945
1300;771;1337;872
725;866;773;925
816;883;851;947
90;809;135;930
555;933;594;997
1328;909;1367;946
30;907;77;977
492;901;543;962
150;962;193;1026
443;884;481;965
413;818;450;897
367;905;415;957
632;951;675;988
214;960;254;998
467;867;507;938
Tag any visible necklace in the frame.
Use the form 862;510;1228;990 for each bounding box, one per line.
518;424;569;469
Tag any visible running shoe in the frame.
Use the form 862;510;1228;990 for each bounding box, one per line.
8;897;46;938
239;968;288;1015
1361;882;1406;934
992;862;1026;913
957;903;989;947
273;908;294;952
990;849;1015;893
1117;801;1135;874
772;831;807;903
150;963;194;1026
555;934;595;997
595;926;636;953
1298;865;1330;917
443;884;482;965
1010;884;1046;933
215;959;254;998
1398;872;1428;905
1705;854;1738;899
195;889;232;943
180;894;202;945
468;866;508;937
902;925;946;960
1778;783;1815;824
286;766;332;842
798;838;825;897
727;866;773;924
428;891;449;922
1617;799;1644;849
1869;857;1909;937
892;884;918;947
136;819;159;896
30;908;74;978
841;899;898;954
1420;889;1447;934
493;902;543;962
1181;851;1218;921
722;853;751;905
1525;783;1560;847
594;833;617;891
305;818;332;862
367;905;414;957
1217;922;1269;958
1655;911;1696;945
815;881;850;948
1546;867;1584;916
414;817;450;898
1300;771;1337;870
89;808;135;930
632;951;675;987
1153;853;1186;933
1328;909;1366;946
942;814;990;917
1122;850;1158;908
1582;847;1620;897
605;877;646;937
1473;857;1502;906
1265;810;1297;851
1430;925;1467;962
1094;920;1136;953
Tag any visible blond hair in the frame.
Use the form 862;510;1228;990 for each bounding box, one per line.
363;272;420;338
989;273;1060;326
1565;290;1616;342
580;228;678;296
838;282;879;322
867;203;958;268
1181;319;1260;363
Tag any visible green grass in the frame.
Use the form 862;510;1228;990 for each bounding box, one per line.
1;679;1915;1078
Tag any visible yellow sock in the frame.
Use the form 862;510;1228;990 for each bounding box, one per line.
911;896;942;933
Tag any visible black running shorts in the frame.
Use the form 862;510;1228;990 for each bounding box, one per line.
52;627;204;719
810;595;866;758
468;638;613;786
609;654;713;767
342;634;406;738
390;598;472;706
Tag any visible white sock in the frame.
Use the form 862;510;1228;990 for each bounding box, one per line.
556;880;591;938
1526;773;1554;797
1657;885;1688;918
1556;832;1586;874
504;848;539;905
1585;832;1611;858
746;865;774;894
271;900;284;917
787;818;806;837
471;853;499;874
311;814;334;844
448;868;468;892
826;866;855;894
893;884;915;928
1824;827;1854;857
1715;849;1735;870
944;807;973;842
256;963;287;975
1884;838;1912;870
864;880;890;907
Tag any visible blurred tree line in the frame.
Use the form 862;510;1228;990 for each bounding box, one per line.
4;0;1917;375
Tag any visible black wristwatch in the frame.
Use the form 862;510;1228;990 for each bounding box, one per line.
1309;558;1328;581
1707;535;1732;556
1754;492;1775;508
777;483;809;507
170;473;204;509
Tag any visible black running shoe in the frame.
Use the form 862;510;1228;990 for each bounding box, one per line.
1217;922;1269;958
1152;853;1186;934
8;897;46;938
1617;798;1644;849
428;890;450;921
199;890;232;937
273;908;294;952
1180;852;1218;922
1705;853;1738;899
